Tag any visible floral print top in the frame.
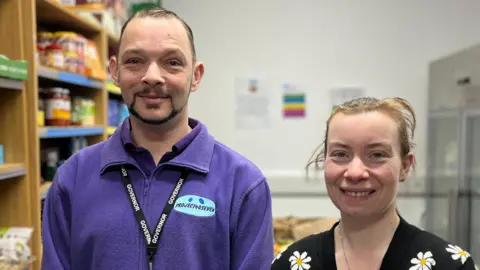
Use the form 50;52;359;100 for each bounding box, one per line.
271;216;477;270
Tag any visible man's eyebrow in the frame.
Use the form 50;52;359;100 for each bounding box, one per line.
122;48;145;55
121;48;186;58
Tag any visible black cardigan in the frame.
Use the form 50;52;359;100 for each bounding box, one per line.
271;216;478;270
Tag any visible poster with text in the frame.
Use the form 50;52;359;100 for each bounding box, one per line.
282;83;306;119
234;77;271;130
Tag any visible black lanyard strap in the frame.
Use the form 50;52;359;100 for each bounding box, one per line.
121;166;188;269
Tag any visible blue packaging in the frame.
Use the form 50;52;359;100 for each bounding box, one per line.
0;144;4;165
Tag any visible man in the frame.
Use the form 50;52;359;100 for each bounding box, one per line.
41;7;274;270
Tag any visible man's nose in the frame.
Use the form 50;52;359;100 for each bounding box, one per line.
344;157;369;181
141;62;165;88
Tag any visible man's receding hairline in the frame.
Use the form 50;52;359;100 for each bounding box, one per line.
117;11;196;61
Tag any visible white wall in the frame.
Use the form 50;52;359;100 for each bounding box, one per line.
161;0;480;223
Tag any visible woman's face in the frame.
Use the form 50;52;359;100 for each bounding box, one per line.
323;111;413;218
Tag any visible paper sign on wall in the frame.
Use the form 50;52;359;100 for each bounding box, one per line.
234;77;271;130
282;83;306;118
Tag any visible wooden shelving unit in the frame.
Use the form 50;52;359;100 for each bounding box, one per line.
0;0;122;269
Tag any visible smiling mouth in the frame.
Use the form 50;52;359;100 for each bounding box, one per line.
340;189;376;197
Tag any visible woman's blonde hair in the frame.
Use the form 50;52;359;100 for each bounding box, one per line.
307;96;417;172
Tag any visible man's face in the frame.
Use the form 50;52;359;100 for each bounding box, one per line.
110;17;204;125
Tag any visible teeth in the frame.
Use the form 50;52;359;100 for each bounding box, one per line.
345;191;370;197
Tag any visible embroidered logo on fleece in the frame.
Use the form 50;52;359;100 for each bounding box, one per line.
174;195;216;217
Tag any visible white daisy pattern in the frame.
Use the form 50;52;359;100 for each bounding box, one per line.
446;244;470;264
409;251;436;270
288;251;311;270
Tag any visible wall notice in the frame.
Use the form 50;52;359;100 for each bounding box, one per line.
282;83;306;118
234;77;271;130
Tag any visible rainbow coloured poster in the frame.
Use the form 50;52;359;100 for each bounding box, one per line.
283;93;306;118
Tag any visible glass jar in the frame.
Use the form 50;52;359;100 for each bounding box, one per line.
46;44;64;70
62;89;71;125
45;88;65;126
64;51;78;73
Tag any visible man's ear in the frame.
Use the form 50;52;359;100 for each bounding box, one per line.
109;56;119;87
400;152;415;182
190;62;205;92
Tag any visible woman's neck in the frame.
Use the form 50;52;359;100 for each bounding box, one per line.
337;207;400;253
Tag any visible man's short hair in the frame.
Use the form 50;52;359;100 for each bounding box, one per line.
118;7;196;62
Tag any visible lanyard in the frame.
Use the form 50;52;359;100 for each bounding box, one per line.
121;166;188;270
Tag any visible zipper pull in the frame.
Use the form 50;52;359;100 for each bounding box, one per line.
149;261;153;270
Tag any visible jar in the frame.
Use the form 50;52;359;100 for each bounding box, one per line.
62;89;71;125
46;44;64;70
38;89;46;126
37;32;53;49
76;34;87;59
64;51;78;73
45;88;65;126
76;58;85;75
71;97;83;125
54;31;77;53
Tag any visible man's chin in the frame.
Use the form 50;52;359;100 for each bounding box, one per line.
130;108;177;126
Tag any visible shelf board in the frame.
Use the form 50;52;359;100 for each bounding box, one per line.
0;163;26;181
40;182;52;200
106;81;121;95
0;77;24;90
38;126;105;138
38;66;104;89
36;0;102;36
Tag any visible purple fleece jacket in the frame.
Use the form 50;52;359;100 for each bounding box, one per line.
41;118;274;270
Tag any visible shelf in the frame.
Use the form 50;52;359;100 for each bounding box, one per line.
0;77;24;90
38;126;105;138
36;0;102;36
106;81;121;95
0;163;26;181
40;182;52;200
37;66;104;89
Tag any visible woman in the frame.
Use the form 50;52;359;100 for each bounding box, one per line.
271;97;478;270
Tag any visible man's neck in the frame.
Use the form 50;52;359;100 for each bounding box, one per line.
337;206;399;253
129;116;192;164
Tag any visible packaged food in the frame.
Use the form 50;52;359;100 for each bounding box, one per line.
84;40;107;80
46;44;64;70
0;227;34;268
64;51;78;73
38;89;46;126
37;31;53;49
81;99;95;126
62;89;71;125
45;87;65;126
71;97;83;125
54;31;77;53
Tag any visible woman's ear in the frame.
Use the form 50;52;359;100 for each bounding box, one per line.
400;152;415;182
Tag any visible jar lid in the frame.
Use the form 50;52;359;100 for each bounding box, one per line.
47;44;62;50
